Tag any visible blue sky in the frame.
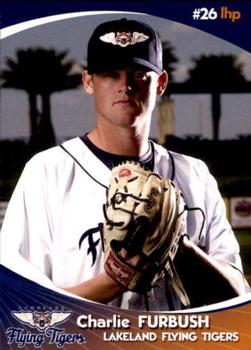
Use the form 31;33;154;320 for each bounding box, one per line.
1;11;251;141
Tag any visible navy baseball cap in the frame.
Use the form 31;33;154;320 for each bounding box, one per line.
87;18;163;74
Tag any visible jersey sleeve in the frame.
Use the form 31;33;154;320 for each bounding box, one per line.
169;149;249;288
195;160;250;288
0;155;57;290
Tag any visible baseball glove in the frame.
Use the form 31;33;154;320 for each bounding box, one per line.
103;161;190;306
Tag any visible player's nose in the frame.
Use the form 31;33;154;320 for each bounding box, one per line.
118;71;134;94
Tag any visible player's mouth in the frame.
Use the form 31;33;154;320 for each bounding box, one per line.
113;99;136;106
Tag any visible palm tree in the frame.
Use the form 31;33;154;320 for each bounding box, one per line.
162;40;178;83
186;55;247;140
2;50;41;146
157;40;178;143
2;48;81;150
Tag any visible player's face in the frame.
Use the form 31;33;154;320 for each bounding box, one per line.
83;67;167;129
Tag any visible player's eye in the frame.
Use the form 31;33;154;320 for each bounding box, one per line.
134;70;148;81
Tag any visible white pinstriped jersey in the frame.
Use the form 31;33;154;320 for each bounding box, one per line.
1;137;248;310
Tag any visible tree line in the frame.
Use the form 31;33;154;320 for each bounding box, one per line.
2;44;250;151
1;45;250;199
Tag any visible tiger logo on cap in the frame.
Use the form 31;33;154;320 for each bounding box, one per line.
100;31;149;47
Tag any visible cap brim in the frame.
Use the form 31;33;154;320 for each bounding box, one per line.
88;57;162;74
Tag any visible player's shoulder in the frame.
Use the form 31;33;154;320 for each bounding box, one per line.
25;137;82;171
153;141;209;176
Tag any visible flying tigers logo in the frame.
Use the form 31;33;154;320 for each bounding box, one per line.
100;31;149;47
6;310;86;347
12;310;71;331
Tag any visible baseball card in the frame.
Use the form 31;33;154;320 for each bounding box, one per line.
0;1;251;349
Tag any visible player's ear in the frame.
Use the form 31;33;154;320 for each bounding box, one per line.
82;70;94;95
156;70;168;96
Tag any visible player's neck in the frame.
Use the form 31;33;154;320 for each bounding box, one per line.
87;126;149;157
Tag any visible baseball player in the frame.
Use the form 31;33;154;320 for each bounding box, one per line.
1;19;250;310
